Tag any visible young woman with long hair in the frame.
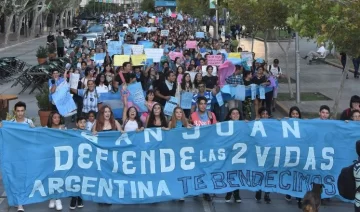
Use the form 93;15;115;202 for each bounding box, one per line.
146;103;168;129
168;107;191;129
92;105;121;133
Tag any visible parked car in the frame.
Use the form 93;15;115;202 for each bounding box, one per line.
65;36;96;56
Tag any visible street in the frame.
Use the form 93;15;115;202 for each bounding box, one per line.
0;30;356;211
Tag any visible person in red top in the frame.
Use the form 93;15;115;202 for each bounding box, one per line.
190;96;217;126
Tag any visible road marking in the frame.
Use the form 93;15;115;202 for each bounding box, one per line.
0;191;7;205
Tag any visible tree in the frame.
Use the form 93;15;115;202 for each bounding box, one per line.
283;0;360;117
140;0;155;13
29;0;47;37
3;0;31;45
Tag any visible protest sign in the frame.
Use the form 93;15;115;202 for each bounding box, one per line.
234;85;246;101
169;51;184;61
195;32;205;38
206;55;223;66
94;53;106;65
51;85;76;117
138;41;154;49
161;30;169;36
131;54;147;66
241;52;253;67
107;41;122;56
137;27;149;33
131;45;144;55
216;92;224;107
113;55;130;67
69;73;80;89
123;44;132;55
151;27;157;32
186;41;197;49
259;86;265;99
144;48;164;63
228;52;241;59
1;120;357;205
127;82;147;112
146;58;154;66
164;96;178;116
180;92;193;109
148;19;155;24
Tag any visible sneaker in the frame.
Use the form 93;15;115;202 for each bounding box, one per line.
77;197;84;208
255;191;261;201
225;192;232;203
69;197;77;210
285;195;291;201
234;194;242;203
203;194;212;202
17;205;25;212
55;199;63;211
49;199;55;209
264;193;271;204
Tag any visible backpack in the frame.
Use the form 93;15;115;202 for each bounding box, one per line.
269;65;280;75
337;162;360;200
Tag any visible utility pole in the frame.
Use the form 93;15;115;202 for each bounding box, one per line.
295;31;301;103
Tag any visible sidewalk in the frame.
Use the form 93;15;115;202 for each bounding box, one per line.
238;37;359;118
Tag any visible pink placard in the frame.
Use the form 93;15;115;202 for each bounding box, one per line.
171;13;177;18
186;41;197;49
169;51;184;61
206;55;223;66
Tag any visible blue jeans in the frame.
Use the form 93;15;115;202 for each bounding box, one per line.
352;57;360;77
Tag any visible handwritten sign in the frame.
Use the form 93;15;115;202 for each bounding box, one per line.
161;30;169;36
241;52;253;67
138;41;154;49
206;55;223;66
114;55;130;67
131;45;144;55
195;32;205;38
180;92;193;109
169;51;184;61
69;73;80;89
51;85;76;117
94;53;106;65
228;52;241;59
148;19;155;24
234;85;246;101
137;27;148;33
127;82;147;112
164;96;178;116
186;41;197;49
123;44;132;55
107;41;122;56
131;54;147;66
216;92;224;107
144;48;164;63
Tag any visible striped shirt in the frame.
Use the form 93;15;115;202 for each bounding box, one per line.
354;161;360;207
78;89;100;113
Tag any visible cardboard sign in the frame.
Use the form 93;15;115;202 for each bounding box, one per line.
131;54;147;66
228;52;241;59
186;41;197;49
161;30;169;36
114;55;130;67
206;55;223;66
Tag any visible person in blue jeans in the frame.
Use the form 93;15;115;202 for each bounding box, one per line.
353;56;360;79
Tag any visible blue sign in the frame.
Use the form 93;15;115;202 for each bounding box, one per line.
127;82;147;113
138;41;154;49
51;85;76;116
196;32;205;38
180;92;193;109
155;1;177;7
123;44;132;55
99;91;123;119
107;41;122;57
0;120;357;206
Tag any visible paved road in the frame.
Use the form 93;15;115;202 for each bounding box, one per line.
0;28;355;211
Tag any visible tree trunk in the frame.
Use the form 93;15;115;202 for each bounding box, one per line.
275;34;294;98
64;10;68;28
69;9;73;26
16;13;26;41
251;32;256;53
4;13;15;45
51;13;57;31
59;10;65;29
42;13;49;33
264;30;269;63
30;4;47;37
332;56;351;118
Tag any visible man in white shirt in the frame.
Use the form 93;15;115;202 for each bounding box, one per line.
303;43;327;62
1;101;34;212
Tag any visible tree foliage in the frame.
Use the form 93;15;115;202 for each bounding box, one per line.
83;0;122;14
177;0;215;19
140;0;155;13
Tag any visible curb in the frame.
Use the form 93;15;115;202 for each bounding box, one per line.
324;60;355;73
254;37;290;43
0;35;47;52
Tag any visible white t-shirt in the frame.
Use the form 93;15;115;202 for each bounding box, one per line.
124;120;138;132
96;84;111;93
10;118;34;127
86;121;95;131
317;46;326;55
268;64;282;77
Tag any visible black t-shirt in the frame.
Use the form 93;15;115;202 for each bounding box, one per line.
114;72;130;85
202;75;218;89
252;75;267;85
243;79;252;86
156;81;177;106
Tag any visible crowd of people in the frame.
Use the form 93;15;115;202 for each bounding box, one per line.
2;9;360;212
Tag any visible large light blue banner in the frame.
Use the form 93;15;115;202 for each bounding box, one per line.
0;120;358;206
